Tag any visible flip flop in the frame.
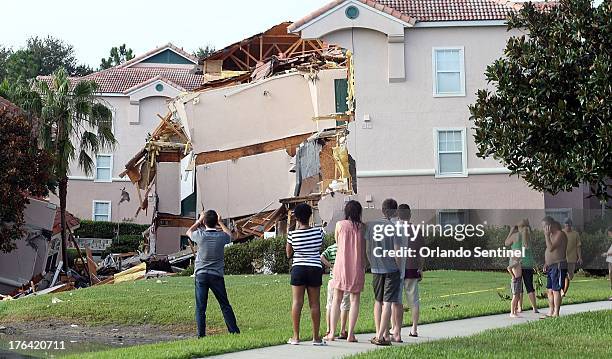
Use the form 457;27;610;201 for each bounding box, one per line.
370;337;391;346
337;331;348;340
287;338;299;345
348;337;358;343
391;337;403;343
409;332;418;338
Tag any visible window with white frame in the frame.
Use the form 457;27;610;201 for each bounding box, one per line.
432;48;465;96
92;201;111;221
95;154;112;181
435;129;467;176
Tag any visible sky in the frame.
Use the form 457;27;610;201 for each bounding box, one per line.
1;0;331;67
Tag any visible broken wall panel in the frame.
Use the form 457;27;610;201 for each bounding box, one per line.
156;162;182;215
196;150;296;219
176;68;345;154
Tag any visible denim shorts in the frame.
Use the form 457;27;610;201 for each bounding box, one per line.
546;263;566;292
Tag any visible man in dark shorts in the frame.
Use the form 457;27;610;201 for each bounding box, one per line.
365;198;402;345
541;216;568;318
187;210;240;337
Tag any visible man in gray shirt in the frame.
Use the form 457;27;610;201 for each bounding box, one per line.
365;198;402;345
187;210;240;337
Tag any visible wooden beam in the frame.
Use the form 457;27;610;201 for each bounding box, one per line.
229;54;249;71
259;36;263;60
157;151;182;162
195;132;314;165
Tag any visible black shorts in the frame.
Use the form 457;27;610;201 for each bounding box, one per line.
522;268;535;294
290;266;323;287
372;271;401;303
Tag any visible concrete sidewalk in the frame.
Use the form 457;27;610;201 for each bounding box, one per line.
205;301;611;359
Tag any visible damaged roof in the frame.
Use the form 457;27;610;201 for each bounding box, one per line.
53;208;80;236
0;96;22;113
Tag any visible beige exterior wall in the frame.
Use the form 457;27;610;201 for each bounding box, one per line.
155;226;189;255
196;150;296;218
156;162;181;215
59;179;153;224
176;69;345;218
184;70;344;152
60;95;172;224
304;22;547;210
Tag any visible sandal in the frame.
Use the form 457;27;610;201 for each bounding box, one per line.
348;337;358;343
391;337;403;343
409;332;418;338
287;338;299;345
370;337;391;346
337;331;348;340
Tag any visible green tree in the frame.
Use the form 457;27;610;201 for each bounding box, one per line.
193;45;216;59
469;0;611;203
0;98;51;253
26;36;78;76
4;49;39;82
2;36;93;81
31;68;116;269
0;46;12;80
100;44;134;69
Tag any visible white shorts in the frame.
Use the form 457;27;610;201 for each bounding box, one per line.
402;279;420;308
326;282;350;311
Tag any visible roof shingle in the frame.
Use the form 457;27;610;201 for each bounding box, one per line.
289;0;551;31
38;65;204;94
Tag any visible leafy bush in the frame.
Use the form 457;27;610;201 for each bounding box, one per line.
222;227;610;275
224;234;335;275
101;234;142;258
74;220;149;239
177;264;194;276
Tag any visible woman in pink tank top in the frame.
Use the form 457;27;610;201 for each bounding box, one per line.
325;200;366;343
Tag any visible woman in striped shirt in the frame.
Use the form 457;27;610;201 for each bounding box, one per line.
286;203;326;346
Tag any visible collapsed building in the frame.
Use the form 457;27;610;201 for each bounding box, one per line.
120;25;357;254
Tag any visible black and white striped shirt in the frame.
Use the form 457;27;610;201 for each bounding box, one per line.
287;227;324;268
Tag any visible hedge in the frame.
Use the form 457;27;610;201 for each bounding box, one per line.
74;220;149;239
222;228;610;275
101;235;143;258
224;234;334;275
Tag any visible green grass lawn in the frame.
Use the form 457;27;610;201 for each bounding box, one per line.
350;310;612;358
0;271;608;358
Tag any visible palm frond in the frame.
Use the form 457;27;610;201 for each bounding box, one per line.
77;149;94;177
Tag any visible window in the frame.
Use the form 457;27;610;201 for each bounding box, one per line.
95;154;112;182
432;47;465;96
92;201;111;222
545;209;572;224
97;107;114;134
435;129;467;177
437;210;467;226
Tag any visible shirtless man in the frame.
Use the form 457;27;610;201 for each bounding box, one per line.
541;216;568;318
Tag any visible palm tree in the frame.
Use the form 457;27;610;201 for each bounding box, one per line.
33;68;116;270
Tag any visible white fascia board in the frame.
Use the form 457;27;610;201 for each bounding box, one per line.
414;20;507;28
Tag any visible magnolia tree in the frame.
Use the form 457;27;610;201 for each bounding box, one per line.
469;0;611;203
0;101;51;252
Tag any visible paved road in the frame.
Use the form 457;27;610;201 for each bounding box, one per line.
205;300;611;359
